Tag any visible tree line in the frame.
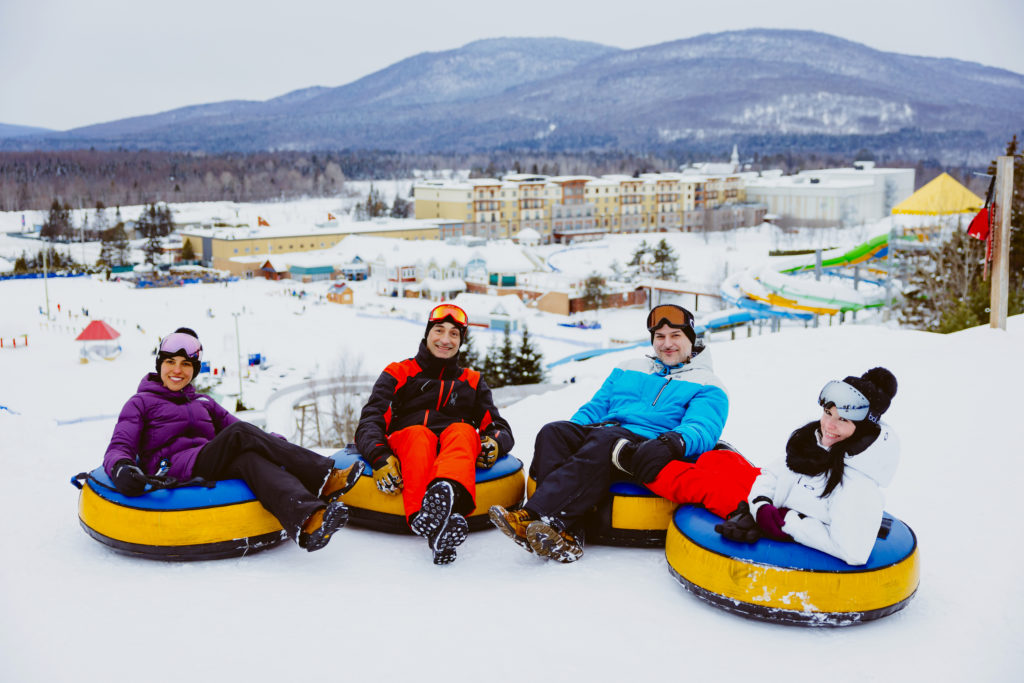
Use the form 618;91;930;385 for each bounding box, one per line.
0;148;977;213
460;326;545;388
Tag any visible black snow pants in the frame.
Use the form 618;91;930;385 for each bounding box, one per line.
525;421;640;531
192;421;333;539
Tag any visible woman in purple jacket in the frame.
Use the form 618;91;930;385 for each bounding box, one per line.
103;327;363;552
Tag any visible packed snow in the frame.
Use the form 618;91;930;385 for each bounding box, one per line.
0;200;1021;683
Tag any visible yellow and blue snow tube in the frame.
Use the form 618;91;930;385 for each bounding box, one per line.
666;505;919;626
332;446;526;533
77;467;286;560
526;477;675;547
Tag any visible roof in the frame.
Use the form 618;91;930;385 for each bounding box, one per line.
75;320;121;341
891;173;984;215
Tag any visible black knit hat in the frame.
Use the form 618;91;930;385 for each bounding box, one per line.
841;367;898;424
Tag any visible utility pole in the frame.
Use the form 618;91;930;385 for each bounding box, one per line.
42;244;51;319
990;156;1014;330
232;312;245;410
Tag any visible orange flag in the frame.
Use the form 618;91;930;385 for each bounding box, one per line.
328;212;336;221
258;216;269;227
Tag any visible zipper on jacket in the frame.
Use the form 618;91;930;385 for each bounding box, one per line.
652;378;672;406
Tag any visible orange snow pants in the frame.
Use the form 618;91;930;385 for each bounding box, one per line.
387;423;479;522
644;449;761;519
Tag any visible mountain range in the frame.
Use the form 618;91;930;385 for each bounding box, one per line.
4;30;1022;163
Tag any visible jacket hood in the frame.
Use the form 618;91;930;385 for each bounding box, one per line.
845;420;899;487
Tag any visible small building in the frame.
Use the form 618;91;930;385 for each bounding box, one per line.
289;264;335;283
75;320;122;362
327;281;354;305
259;260;287;280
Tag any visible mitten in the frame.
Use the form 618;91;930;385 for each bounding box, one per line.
478;435;500;469
755;503;793;541
112;459;148;497
373;455;403;495
715;501;761;543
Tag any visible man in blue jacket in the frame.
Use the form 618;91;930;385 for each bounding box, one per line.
489;304;728;562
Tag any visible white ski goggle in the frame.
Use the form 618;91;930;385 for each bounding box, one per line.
818;380;871;422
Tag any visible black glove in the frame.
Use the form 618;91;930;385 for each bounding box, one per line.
630;432;687;482
112;459;148;496
715;501;761;543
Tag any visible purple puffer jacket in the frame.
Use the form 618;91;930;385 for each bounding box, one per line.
103;373;239;480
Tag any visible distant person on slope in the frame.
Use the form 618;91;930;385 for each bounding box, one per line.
103;327;363;552
641;367;900;566
355;304;514;565
489;304;728;562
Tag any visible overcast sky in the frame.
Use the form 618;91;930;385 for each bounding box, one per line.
2;0;1022;131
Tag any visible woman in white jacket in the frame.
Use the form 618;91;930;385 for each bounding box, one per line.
718;367;900;565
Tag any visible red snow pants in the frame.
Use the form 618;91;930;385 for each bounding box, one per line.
644;449;761;519
387;423;479;521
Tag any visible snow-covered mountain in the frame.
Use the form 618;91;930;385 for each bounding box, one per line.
5;30;1022;161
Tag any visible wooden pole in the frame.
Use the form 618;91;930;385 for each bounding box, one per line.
990;156;1014;330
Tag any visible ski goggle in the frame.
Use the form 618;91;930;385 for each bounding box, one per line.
428;304;468;327
646;304;694;332
818;380;871;422
158;332;203;362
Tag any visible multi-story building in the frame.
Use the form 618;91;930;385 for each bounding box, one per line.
180;218;463;273
745;163;915;228
550;176;600;244
413;169;763;242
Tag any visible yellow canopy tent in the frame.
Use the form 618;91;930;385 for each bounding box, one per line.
891;172;984;215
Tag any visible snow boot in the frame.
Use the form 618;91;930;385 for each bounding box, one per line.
298;501;349;552
488;505;535;554
320;460;367;503
410;479;456;538
411;480;468;564
526;517;584;563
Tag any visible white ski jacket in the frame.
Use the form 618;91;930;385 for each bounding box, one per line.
747;421;900;566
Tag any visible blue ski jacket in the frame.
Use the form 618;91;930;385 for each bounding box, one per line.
570;347;728;458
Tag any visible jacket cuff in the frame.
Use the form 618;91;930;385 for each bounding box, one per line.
368;445;393;469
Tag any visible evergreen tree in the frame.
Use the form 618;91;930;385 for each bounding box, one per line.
899;227;1024;332
365;185;387;218
459;329;482;370
40;199;71;241
143;230;163;266
156;203;175;236
652;238;679;279
581;272;610;312
510;325;544;385
628;240;649;267
495;326;517;387
482;327;517;388
180;239;196;262
92;202;109;242
99;222;130;267
14;251;28;274
391;195;411;218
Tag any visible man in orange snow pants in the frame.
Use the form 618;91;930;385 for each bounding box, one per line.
355;304;514;565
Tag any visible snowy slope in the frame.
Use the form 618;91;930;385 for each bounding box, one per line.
1;250;1021;683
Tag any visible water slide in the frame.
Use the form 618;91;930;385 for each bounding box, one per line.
721;233;907;317
547;232;908;369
